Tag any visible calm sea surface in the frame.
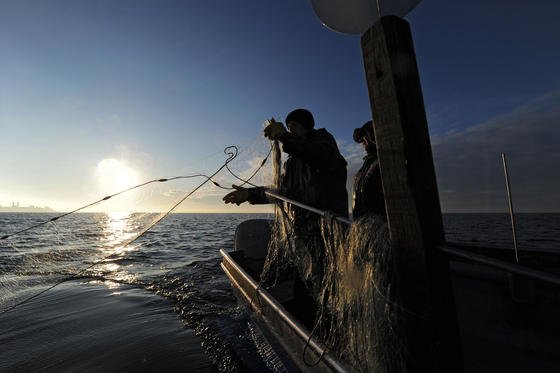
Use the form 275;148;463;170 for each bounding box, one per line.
0;212;558;371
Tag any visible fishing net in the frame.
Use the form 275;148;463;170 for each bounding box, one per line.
0;201;167;313
263;211;407;371
261;140;407;371
0;137;275;315
320;215;407;372
261;138;326;295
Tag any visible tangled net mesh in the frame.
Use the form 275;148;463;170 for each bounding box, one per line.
260;140;407;372
320;215;407;372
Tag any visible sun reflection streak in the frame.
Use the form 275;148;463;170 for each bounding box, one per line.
102;212;135;248
95;212;142;284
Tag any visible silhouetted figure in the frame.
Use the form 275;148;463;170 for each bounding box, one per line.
352;120;386;220
223;108;348;315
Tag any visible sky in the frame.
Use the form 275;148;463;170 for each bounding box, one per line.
1;0;559;213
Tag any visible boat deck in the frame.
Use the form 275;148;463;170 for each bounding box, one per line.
222;219;560;372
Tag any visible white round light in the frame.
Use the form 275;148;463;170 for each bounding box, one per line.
311;0;422;35
96;158;139;193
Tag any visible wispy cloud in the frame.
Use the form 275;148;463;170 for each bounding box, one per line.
432;91;560;212
159;92;560;214
338;139;366;209
162;189;186;198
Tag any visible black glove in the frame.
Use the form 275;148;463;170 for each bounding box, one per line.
222;185;250;205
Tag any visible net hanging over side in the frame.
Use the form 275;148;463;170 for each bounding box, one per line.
320;215;407;373
260;141;408;372
260;139;295;288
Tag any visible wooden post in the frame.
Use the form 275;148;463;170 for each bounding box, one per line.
361;16;463;372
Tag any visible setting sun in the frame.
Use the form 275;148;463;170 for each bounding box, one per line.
96;158;140;194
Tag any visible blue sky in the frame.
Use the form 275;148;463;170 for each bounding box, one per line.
1;0;559;212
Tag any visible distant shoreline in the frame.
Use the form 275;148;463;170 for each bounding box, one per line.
0;206;55;213
0;210;558;214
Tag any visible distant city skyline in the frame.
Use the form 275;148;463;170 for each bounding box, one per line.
0;202;54;213
1;1;559;213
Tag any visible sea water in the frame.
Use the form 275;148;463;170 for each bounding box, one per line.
0;212;558;371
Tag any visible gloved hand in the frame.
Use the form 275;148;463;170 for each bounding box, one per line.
222;185;250;205
263;121;287;140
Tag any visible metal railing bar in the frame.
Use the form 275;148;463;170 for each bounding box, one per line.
439;245;560;286
265;190;352;224
264;189;560;287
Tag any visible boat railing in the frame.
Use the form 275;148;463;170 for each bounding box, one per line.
264;190;560;287
265;191;352;225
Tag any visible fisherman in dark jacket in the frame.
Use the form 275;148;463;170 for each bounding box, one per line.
223;108;348;221
223;108;348;306
352;120;386;220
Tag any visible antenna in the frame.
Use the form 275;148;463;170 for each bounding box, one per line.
501;153;519;263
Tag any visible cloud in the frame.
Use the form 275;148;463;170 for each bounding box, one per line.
162;189;186;198
156;92;560;215
161;183;224;201
338;139;367;209
140;143;278;211
432;91;560;212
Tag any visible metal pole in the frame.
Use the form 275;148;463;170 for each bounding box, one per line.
501;153;519;262
264;190;352;225
264;189;560;287
439;245;560;286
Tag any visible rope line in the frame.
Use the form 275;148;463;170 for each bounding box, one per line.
225;145;272;188
1;164;233;241
0;145;249;316
1;143;274;242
